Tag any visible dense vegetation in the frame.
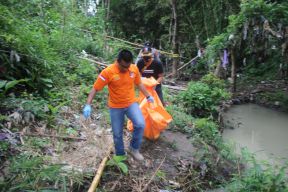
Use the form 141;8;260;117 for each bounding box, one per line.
1;0;287;191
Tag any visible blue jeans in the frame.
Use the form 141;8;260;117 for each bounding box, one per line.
109;102;145;155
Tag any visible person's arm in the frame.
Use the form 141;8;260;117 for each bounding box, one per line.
156;60;164;83
156;73;164;84
83;88;97;119
137;82;151;97
83;69;109;118
134;66;154;103
137;83;154;103
86;88;98;105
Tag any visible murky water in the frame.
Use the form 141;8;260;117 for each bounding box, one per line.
222;104;288;165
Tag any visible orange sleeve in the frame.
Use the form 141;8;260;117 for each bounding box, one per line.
93;69;110;91
134;67;141;85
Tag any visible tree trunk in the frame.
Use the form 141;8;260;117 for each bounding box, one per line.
169;16;172;44
106;0;110;21
171;0;179;78
230;48;237;92
201;0;209;40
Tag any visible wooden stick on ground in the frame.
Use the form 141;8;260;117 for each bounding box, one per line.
88;144;114;192
141;155;166;192
23;133;86;141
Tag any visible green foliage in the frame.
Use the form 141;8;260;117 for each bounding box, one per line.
0;141;10;156
0;79;29;95
26;137;51;150
200;73;226;89
0;1;109;95
1;96;49;119
194;118;221;145
166;105;194;134
256;91;288;111
205;0;288;79
0;115;8;121
109;0;171;45
180;117;240;191
194;58;208;74
0;152;86;192
227;150;288;192
109;0;239;58
0;154;62;191
177;78;230;117
107;155;128;175
156;170;166;180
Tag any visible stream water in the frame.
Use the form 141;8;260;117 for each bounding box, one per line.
222;104;288;165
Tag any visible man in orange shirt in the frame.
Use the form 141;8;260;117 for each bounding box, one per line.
83;50;154;161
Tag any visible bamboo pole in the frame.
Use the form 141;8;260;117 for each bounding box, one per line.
176;56;198;71
165;56;198;78
105;35;179;57
106;35;143;48
87;144;114;192
80;29;180;58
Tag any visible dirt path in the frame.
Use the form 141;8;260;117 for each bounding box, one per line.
99;130;195;192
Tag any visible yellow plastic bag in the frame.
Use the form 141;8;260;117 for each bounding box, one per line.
127;77;172;140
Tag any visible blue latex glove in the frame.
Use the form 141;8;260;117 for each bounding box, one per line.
83;104;92;119
146;96;154;103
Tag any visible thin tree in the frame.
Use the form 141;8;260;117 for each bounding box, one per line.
171;0;179;78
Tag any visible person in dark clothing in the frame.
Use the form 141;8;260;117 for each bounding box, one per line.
136;47;165;106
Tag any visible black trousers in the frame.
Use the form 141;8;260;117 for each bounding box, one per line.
155;84;164;106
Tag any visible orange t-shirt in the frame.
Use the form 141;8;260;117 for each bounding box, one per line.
93;61;141;108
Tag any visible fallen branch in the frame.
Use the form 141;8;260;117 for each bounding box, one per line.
141;155;166;192
106;35;179;57
165;56;199;78
79;57;108;67
177;56;199;71
88;144;114;192
23;133;86;141
163;85;187;91
263;20;282;38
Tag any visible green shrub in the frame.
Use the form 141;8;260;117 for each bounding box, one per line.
166;105;194;134
0;2;109;95
194;118;221;145
227;152;288;192
200;73;226;89
0;97;49;119
177;81;230;117
107;155;128;175
0;154;62;191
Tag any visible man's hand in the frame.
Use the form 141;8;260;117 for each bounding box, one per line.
83;104;92;119
146;96;154;103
